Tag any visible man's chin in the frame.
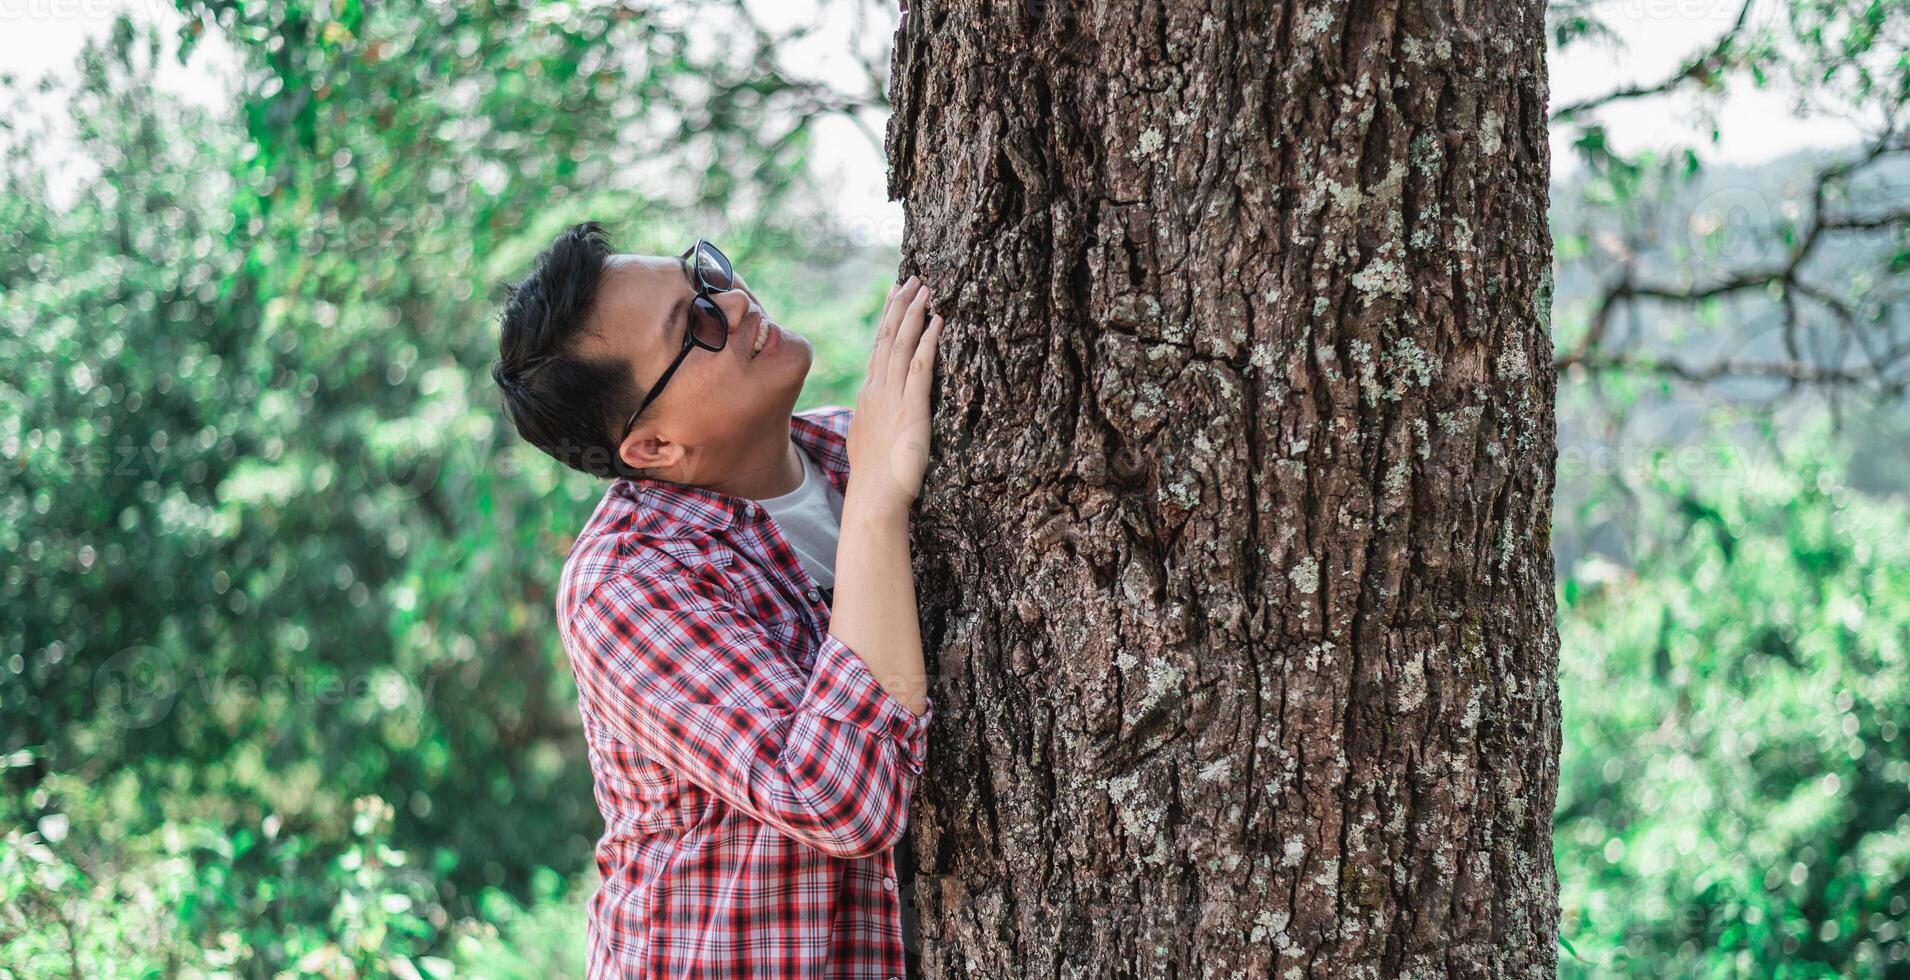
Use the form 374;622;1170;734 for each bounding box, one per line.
780;339;815;385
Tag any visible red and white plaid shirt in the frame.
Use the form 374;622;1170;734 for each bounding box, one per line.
558;406;932;979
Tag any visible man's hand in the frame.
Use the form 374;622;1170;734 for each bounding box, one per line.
845;275;943;522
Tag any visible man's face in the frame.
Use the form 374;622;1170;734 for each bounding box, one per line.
575;251;812;478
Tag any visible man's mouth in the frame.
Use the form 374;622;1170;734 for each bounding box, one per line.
749;315;774;358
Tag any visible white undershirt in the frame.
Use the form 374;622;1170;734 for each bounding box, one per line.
751;439;844;590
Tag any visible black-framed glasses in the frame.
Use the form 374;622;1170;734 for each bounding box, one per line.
617;239;735;443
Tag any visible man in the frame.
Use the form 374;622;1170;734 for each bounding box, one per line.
491;222;945;978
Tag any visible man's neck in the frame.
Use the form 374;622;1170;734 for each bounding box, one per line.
702;424;804;502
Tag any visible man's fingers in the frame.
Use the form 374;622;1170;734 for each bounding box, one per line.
889;285;932;383
868;276;919;374
878;276;919;344
879;278;904;323
902;315;943;407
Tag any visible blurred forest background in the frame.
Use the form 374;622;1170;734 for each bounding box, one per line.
2;0;1907;976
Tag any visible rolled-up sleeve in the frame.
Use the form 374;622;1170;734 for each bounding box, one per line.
805;633;931;774
564;574;932;859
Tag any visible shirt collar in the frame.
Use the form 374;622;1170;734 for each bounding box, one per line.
615;409;849;535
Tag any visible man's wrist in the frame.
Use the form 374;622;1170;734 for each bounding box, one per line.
842;485;913;530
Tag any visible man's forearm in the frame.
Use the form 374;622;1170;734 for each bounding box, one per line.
827;488;929;715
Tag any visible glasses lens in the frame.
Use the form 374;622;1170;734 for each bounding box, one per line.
689;295;728;350
695;241;734;292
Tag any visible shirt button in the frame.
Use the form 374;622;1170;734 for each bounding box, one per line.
882;876;896;892
805;587;822;603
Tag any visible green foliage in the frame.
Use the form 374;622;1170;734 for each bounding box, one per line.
3;791;466;977
1556;437;1910;976
2;5;890;974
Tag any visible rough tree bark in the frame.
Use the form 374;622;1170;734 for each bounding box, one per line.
887;0;1560;977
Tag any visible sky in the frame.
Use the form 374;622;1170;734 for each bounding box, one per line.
0;0;1870;242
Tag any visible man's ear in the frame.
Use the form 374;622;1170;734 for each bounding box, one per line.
620;429;685;473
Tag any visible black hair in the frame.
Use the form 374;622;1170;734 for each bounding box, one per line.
491;221;649;479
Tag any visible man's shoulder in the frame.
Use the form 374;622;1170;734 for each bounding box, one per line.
557;484;703;621
793;405;852;439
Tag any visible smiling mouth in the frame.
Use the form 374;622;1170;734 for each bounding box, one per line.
749;316;773;357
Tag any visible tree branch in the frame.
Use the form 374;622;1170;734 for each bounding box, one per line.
1550;0;1758;123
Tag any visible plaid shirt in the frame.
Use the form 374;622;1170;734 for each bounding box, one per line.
558;406;932;979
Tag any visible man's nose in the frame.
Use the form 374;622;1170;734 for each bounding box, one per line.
715;288;753;337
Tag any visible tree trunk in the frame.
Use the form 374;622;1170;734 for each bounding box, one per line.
888;1;1560;977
